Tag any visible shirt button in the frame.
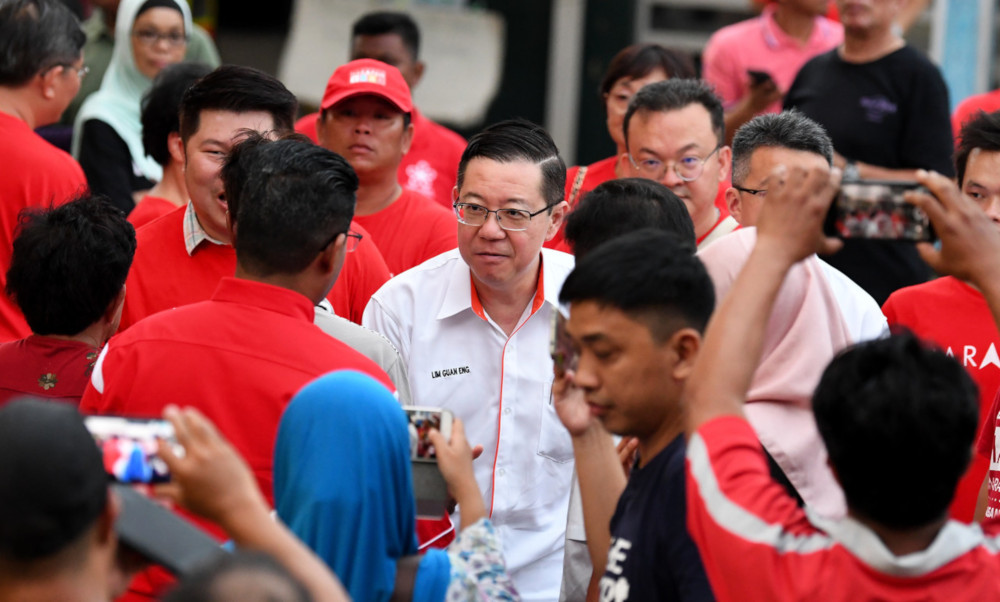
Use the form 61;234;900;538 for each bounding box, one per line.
503;407;512;415
498;468;506;476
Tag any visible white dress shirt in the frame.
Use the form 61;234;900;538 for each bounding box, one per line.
364;248;575;602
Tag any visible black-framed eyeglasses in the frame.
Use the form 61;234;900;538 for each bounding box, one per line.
132;29;188;47
733;185;768;198
628;144;722;182
453;202;555;232
321;230;363;253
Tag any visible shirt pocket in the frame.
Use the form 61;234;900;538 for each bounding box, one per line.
536;383;574;463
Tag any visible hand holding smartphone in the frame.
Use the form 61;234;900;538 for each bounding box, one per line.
84;416;181;484
403;406;454;518
550;310;578;378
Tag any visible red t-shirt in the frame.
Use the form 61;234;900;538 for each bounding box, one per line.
295;108;466;209
883;276;1000;521
354;189;457;275
127;195;179;230
952;90;1000;143
0;112;87;342
687;416;1000;602
976;389;1000;526
83;277;395;601
0;335;99;406
119;207;389;329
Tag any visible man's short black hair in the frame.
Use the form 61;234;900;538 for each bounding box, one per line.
163;552;312;602
178;65;297;144
955;111;1000;186
599;43;695;104
624;79;725;149
351;11;420;59
6;195;135;336
222;133;358;277
0;0;84;87
731;111;833;186
813;332;978;529
559;229;714;341
142;62;212;166
457;118;566;207
564;178;695;258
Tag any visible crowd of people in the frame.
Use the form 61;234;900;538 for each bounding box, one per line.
5;0;1000;600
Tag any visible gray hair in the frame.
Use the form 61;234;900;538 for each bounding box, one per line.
731;110;833;185
0;0;84;87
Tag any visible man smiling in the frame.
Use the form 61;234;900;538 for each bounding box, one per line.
364;120;574;601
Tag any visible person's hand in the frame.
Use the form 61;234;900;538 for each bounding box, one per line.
154;405;269;529
553;369;593;437
616;437;638;479
746;77;782;113
754;164;843;266
429;419;486;528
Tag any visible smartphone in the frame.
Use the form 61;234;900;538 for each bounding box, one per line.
84;416;179;484
550;309;578;378
402;407;454;518
747;69;774;86
824;180;936;242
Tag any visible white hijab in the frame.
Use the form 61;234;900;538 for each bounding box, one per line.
72;0;192;182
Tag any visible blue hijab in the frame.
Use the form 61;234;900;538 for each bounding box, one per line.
274;370;449;602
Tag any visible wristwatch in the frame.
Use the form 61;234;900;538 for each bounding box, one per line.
843;160;861;181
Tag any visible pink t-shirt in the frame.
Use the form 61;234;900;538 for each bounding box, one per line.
703;4;843;114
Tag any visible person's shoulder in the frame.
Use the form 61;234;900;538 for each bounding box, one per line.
415;111;467;148
706;13;761;49
886;44;945;77
315;307;401;359
542;247;576;277
374;248;465;299
884;275;961;307
401;189;454;219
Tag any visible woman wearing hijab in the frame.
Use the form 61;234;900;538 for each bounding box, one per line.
274;370;519;602
73;0;190;213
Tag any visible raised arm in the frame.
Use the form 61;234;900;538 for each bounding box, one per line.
156;406;350;602
684;165;842;434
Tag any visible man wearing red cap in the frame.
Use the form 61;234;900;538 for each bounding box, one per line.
316;59;456;276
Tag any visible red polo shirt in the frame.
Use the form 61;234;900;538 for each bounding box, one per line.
354;188;457;275
127;195;178;230
295;108;466;208
0;112;87;342
119;206;389;329
0;336;99;406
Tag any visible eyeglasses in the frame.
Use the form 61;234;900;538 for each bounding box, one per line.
628;144;722;182
133;29;187;47
54;63;89;80
733;185;767;198
453;202;554;232
321;230;363;253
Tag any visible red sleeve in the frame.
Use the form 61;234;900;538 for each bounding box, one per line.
326;221;390;324
686;416;824;600
881;293;900;326
977;389;1000;459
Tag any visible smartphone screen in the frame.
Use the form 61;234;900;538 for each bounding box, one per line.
84;416;178;483
824;180;935;242
747;69;774;86
550;310;578;378
402;407;453;462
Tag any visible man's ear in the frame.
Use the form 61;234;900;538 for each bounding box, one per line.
317;233;346;279
96;487;121;547
717;145;733;184
726;187;743;225
167;132;185;166
545;201;570;242
39;65;61;100
667;328;702;381
316;111;330;148
412;60;426;88
401;119;414;155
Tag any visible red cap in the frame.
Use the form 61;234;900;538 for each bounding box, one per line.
320;59;413;113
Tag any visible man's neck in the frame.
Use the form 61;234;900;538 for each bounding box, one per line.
637;410;685;469
472;264;541;338
841;27;904;63
773;4;816;44
693;206;721;242
0;93;38;129
850;512;947;557
355;176;402;217
41;321;107;350
146;163;188;208
233;265;323;305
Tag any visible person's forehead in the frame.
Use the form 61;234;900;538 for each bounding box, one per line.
567;300;650;341
964;148;1000;182
191;109;276;140
628;104;715;150
331;94;404;114
460;157;546;204
746;146;828;180
351;32;414;64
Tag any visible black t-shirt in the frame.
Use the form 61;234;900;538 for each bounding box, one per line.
599;435;714;602
784;45;951;304
78;119;154;214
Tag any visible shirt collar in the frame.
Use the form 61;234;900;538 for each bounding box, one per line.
760;3;837;50
183;202;227;256
210;277;316;322
436;250;559;321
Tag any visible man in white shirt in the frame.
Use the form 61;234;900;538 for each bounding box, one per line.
364;119;574;601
